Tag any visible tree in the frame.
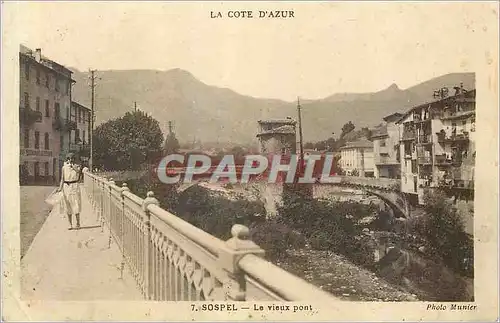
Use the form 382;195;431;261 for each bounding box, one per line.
340;121;355;139
93;111;164;171
164;132;180;155
304;142;314;149
361;127;372;140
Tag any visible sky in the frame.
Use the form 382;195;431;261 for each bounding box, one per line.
4;1;498;101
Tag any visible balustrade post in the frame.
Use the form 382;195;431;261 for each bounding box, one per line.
99;177;106;225
121;183;130;264
218;224;265;301
108;179;115;245
142;191;159;300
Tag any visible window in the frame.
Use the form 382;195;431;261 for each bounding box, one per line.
380;139;386;147
24;62;29;80
36;69;40;84
55;102;60;118
82;130;86;144
45;74;50;88
78;107;81;123
60;135;64;150
44;162;49;176
75;129;80;144
36;97;40;111
55;78;60;92
24;92;29;109
24;129;29;148
44;133;49;150
34;131;40;149
45;100;50;117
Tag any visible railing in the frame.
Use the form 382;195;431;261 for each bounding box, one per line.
417;156;432;165
401;130;416;141
436;131;469;143
375;155;398;165
82;170;337;301
19;107;42;125
336;175;400;190
417;134;431;144
53;117;77;131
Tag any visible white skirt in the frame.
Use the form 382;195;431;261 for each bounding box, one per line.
62;182;81;215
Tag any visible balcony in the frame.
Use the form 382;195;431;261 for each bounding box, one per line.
401;130;416;141
436;131;469;144
53;117;78;132
413;114;431;123
69;143;82;152
20;148;53;157
417;134;432;145
435;154;451;166
417;156;432;165
375;155;399;165
435;154;462;167
438;179;474;190
20;108;42;126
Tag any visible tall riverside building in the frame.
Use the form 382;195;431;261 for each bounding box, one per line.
19;45;75;184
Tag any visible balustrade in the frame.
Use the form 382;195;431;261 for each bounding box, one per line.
82;170;336;301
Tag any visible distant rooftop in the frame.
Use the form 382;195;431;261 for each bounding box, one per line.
20;45;74;79
340;139;373;150
71;101;91;111
371;125;388;139
396;87;476;124
257;125;296;137
258;118;297;125
383;112;403;123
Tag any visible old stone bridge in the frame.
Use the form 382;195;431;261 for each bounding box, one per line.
98;170;411;218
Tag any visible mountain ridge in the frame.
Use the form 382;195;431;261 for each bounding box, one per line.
70;69;475;145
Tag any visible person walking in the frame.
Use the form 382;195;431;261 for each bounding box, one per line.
58;153;82;230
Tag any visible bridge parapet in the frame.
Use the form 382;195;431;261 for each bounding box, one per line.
338;176;400;191
82;170;337;301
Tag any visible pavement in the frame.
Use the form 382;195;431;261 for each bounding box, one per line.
21;185;143;301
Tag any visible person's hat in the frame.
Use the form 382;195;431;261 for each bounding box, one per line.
66;153;75;160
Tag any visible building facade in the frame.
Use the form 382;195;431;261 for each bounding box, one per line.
339;140;375;177
372;113;402;179
69;101;91;165
19;45;75;185
256;118;297;155
397;85;475;204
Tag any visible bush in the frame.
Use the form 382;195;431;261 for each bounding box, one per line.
277;195;377;266
175;185;266;240
250;218;306;260
417;190;474;277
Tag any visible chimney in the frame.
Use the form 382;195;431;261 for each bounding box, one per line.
35;48;41;62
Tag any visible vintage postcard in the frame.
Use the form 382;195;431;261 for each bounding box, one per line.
1;1;499;321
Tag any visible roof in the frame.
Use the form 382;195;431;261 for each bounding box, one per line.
371;125;388;139
71;101;91;111
383;112;403;123
257;125;296;137
258;118;296;125
340;139;373;150
20;45;74;80
396;88;476;124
